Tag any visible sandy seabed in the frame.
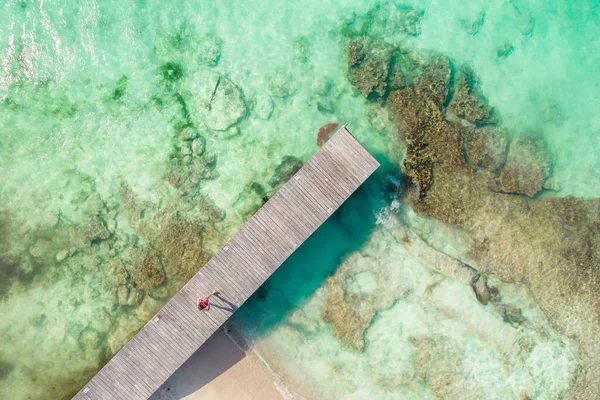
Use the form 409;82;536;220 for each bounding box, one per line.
150;328;283;400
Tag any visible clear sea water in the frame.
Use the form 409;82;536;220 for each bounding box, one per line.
0;0;598;399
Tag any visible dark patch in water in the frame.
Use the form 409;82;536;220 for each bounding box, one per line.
173;93;191;125
235;155;401;337
111;75;129;100
0;257;19;298
0;360;15;380
497;42;515;59
0;256;43;299
250;182;268;200
150;94;165;107
158;62;184;84
268;156;304;190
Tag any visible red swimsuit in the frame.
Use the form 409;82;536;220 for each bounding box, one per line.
198;299;209;310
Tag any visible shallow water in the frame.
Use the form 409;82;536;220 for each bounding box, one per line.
0;0;598;399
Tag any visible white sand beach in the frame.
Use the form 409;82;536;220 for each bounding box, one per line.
150;328;284;400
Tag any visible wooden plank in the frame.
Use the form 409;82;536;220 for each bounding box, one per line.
73;125;379;400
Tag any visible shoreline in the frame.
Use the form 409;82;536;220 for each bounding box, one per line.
149;327;285;400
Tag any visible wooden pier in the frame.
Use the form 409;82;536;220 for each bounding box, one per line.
73;125;379;400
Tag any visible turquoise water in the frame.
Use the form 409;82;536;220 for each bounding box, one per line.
0;0;599;399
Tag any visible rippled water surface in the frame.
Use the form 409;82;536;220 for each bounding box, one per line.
0;0;599;399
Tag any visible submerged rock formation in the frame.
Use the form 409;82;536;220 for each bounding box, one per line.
197;35;223;67
206;78;246;131
347;38;391;98
269;156;304;190
267;68;299;98
165;125;217;196
415;56;451;107
410;335;465;398
387;55;461;196
496;135;551;197
118;181;223;285
319;221;577;400
83;216;111;243
183;70;247;131
321;232;409;351
134;250;166;291
253;93;274;120
343;2;424;40
448;67;496;125
464;127;509;172
346;37;600;398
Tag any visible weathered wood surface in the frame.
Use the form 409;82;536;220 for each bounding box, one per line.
73;126;379;400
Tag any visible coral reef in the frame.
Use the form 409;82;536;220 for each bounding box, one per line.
347;38;391;98
83;216;111;243
464;127;509;172
321;274;369;351
410;335;465;398
177;126;198;140
104;259;129;287
118;181;222;286
448;67;496;125
496;135;551;197
191;136;206;156
386;56;462;196
152;221;209;278
318;221;577;400
179;247;212;280
165;126;217;196
415;56;451;107
346;37;600;398
134;250;166;291
320;239;407;352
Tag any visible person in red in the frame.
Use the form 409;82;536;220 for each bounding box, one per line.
197;291;217;311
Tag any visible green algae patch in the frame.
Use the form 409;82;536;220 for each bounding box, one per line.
111;76;129;101
158;61;184;85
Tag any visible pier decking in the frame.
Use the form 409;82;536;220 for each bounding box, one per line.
73;126;379;400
